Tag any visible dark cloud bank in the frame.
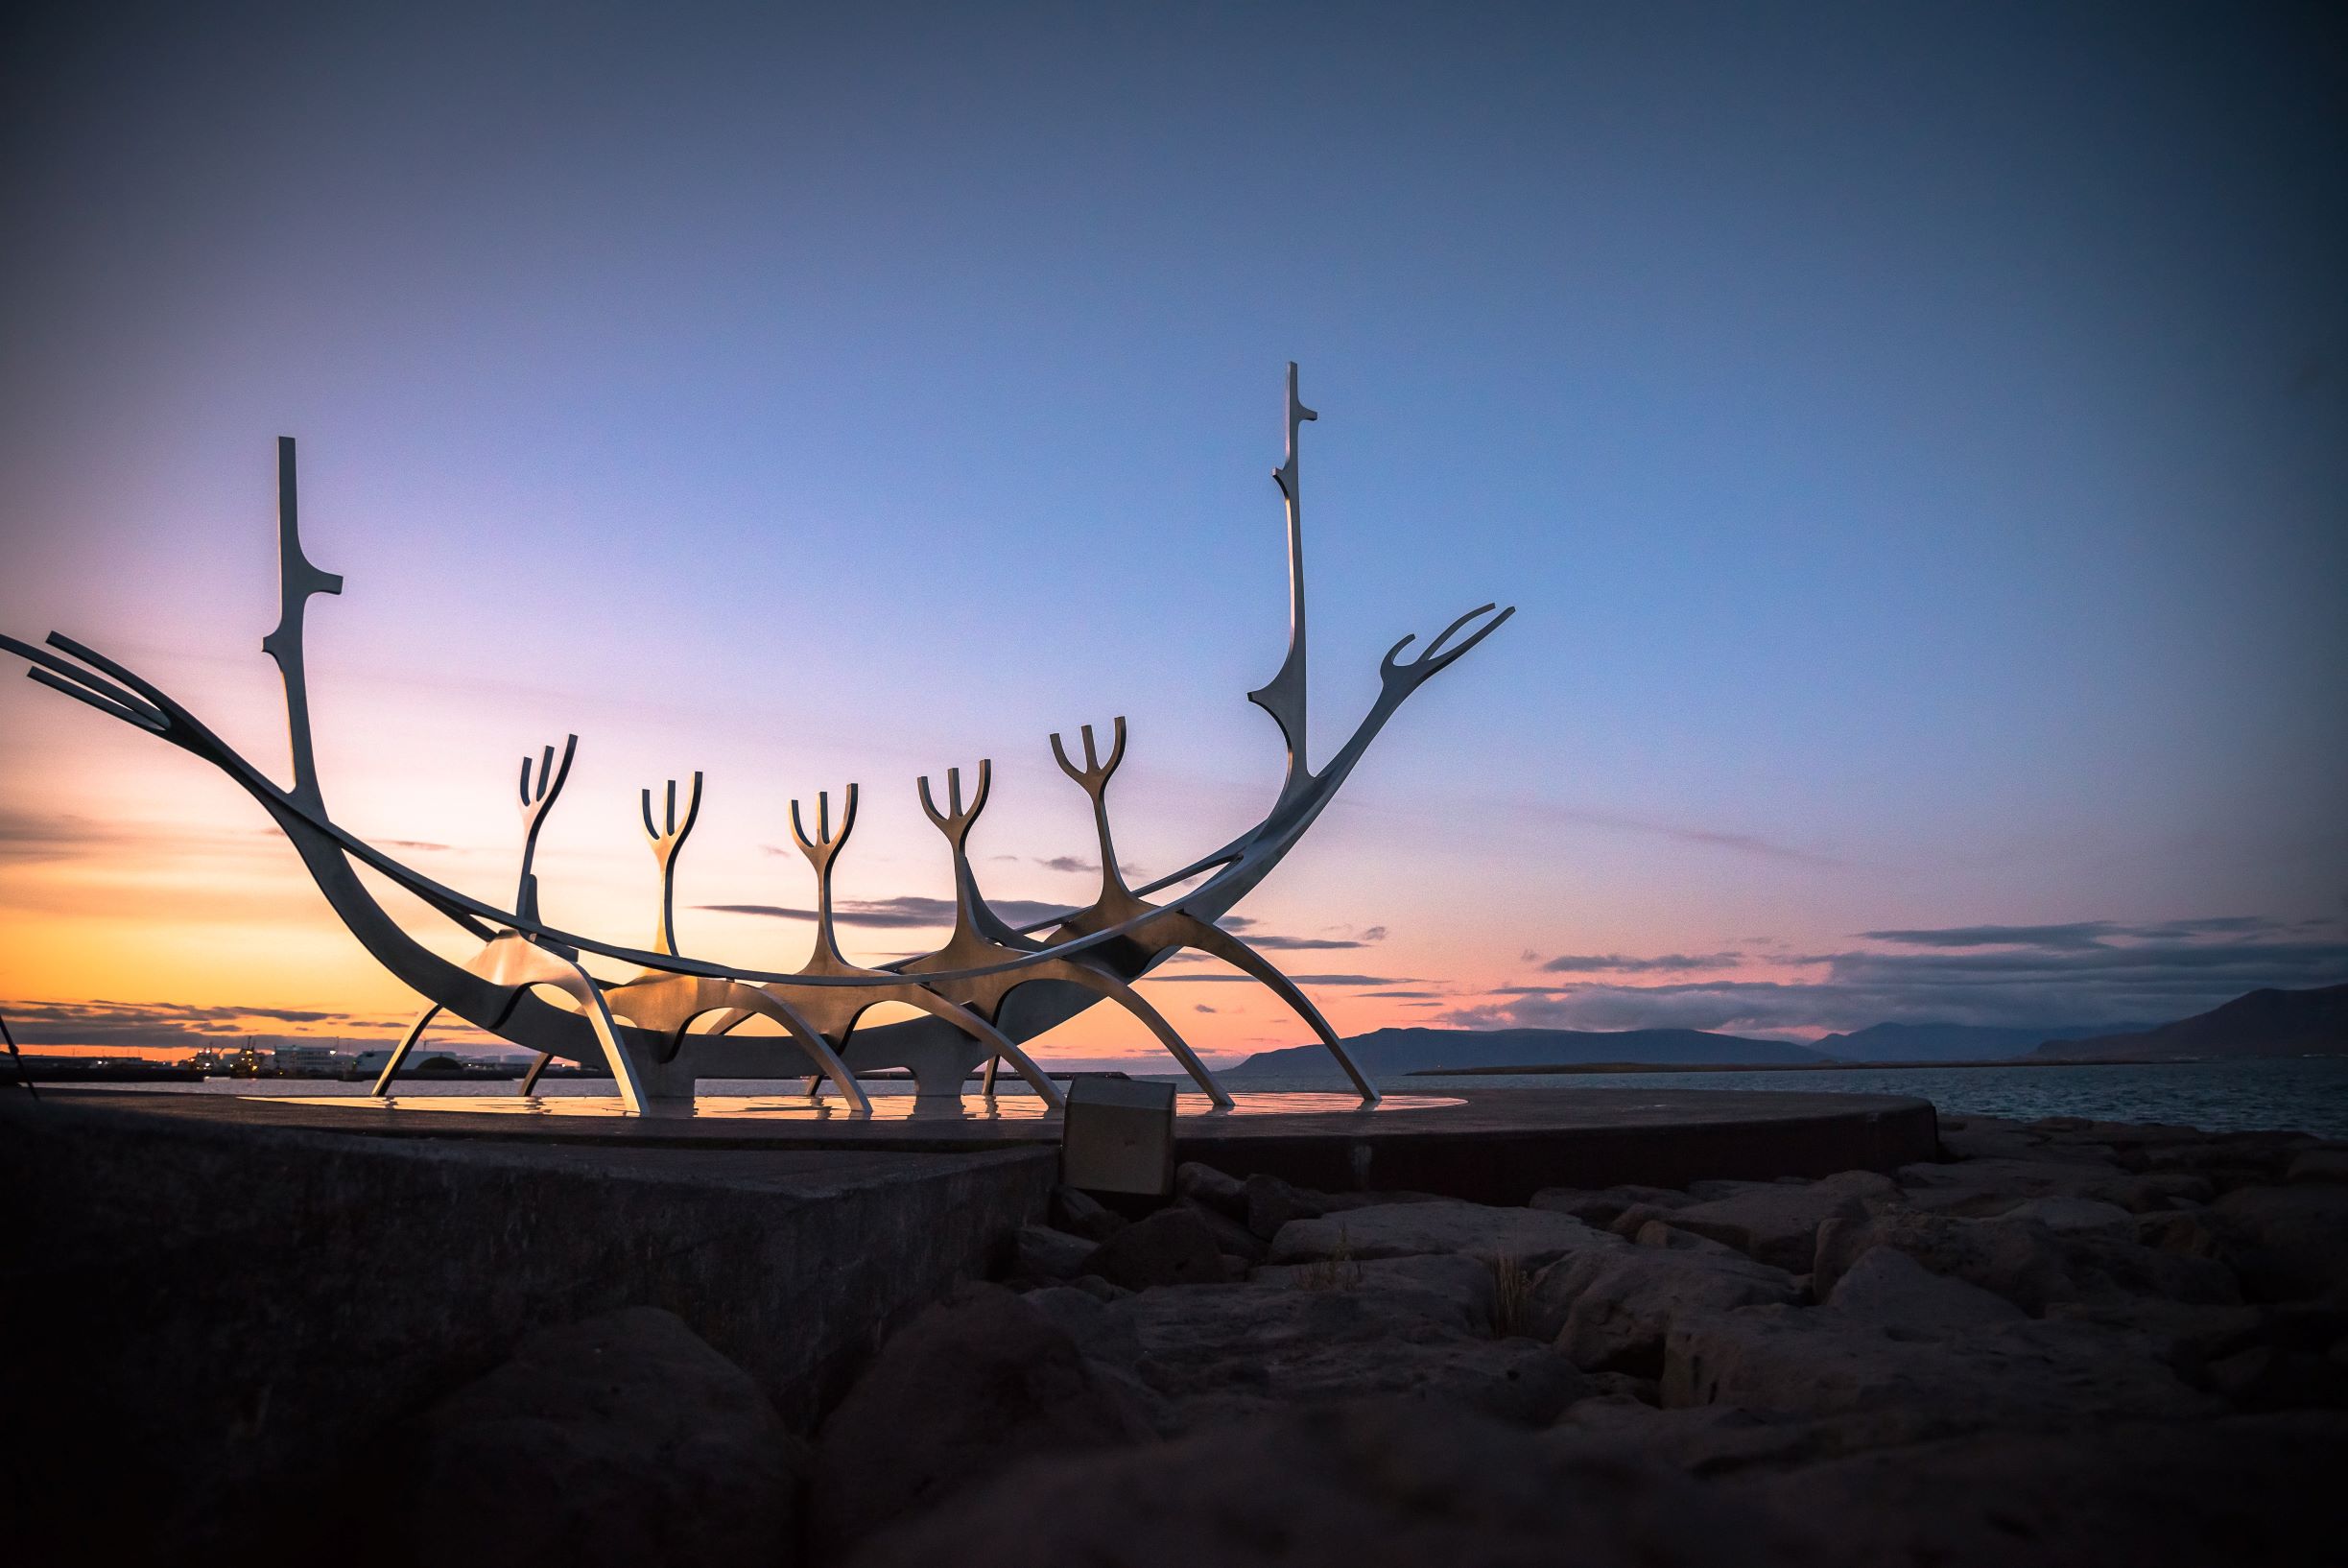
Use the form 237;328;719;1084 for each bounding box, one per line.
1;998;432;1053
1458;915;2348;1036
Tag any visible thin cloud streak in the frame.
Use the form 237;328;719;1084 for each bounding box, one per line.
1541;952;1742;973
1516;801;1842;867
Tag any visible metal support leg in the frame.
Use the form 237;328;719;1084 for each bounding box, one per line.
900;989;1067;1111
371;1003;441;1097
1169;915;1380;1104
1040;959;1230;1108
0;1009;34;1100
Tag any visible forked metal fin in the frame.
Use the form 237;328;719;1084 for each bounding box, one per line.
258;439;344;812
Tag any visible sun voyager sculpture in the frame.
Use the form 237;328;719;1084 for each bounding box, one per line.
3;367;1511;1114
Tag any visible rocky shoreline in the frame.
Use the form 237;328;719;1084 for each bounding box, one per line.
365;1113;2345;1566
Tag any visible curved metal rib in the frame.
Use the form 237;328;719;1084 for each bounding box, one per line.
462;934;646;1113
1031;955;1234;1108
605;973;869;1112
1153;913;1378;1103
788;984;1067;1111
894;986;1065;1109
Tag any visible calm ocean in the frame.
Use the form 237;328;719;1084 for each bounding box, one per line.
78;1057;2348;1140
1245;1057;2348;1141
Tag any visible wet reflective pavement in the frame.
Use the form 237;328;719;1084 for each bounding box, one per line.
266;1090;1468;1120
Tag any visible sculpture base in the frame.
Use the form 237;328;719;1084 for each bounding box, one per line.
62;1084;1942;1202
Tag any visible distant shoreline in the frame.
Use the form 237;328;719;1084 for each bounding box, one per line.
1400;1056;2263;1077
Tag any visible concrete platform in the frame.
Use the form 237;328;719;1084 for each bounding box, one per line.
56;1082;1944;1203
0;1089;1055;1563
5;1083;1938;1558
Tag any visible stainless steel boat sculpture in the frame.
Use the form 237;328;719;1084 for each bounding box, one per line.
1;367;1512;1114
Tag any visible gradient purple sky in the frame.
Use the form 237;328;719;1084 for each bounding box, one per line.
4;3;2343;1061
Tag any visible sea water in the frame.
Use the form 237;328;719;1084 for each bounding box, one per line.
66;1057;2348;1139
1252;1057;2348;1140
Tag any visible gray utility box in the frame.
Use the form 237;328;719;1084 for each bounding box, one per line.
1060;1075;1178;1196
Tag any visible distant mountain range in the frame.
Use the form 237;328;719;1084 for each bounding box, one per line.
1224;1026;1827;1077
1809;1021;2152;1063
2030;984;2348;1061
1222;984;2348;1078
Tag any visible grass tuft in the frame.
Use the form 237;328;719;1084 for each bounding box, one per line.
1293;1224;1363;1292
1488;1252;1533;1338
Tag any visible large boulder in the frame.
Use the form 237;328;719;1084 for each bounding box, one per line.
1661;1171;1898;1271
1529;1183;1694;1227
1803;1211;2066;1314
2110;1172;2217;1212
1241;1176;1450;1240
843;1399;1813;1568
1721;1411;2348;1568
388;1307;801;1568
1531;1224;1802;1374
1245;1172;1330;1239
1020;1284;1148;1363
1270;1200;1616;1271
2199;1183;2348;1301
1607;1201;1687;1239
1933;1115;2048;1162
2133;1130;2319;1191
1989;1195;2138;1237
1822;1246;2026;1334
1178;1195;1269;1263
1061;1279;1594;1430
1814;1210;2240;1316
2037;1296;2264;1366
2202;1343;2348;1410
1081;1206;1229;1290
1049;1184;1127;1242
2024;1117;2206;1156
1174;1160;1248;1217
1008;1224;1097;1283
809;1287;1155;1559
1250;1252;1501;1335
1662;1305;2217;1437
1544;1398;1876;1475
1893;1156;2137;1216
2285;1147;2348;1185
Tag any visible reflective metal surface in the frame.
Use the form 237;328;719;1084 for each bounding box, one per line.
267;1091;1469;1121
5;368;1511;1114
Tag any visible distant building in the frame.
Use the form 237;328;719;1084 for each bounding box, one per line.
271;1042;344;1077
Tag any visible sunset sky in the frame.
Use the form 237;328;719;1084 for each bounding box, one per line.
4;4;2343;1064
